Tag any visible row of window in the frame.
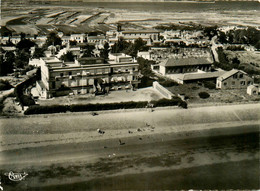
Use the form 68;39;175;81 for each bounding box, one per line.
223;81;251;86
233;74;244;79
57;67;137;77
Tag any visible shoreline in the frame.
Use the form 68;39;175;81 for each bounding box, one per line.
0;103;259;190
1;126;258;189
0;101;259;119
1;103;259;153
1;119;259;153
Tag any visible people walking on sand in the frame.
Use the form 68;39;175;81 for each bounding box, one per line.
119;139;125;145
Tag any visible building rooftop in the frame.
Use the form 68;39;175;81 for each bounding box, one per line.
1;46;16;51
88;36;106;40
122;30;159;34
247;84;258;90
217;69;247;81
178;71;226;81
161;57;212;67
41;57;61;63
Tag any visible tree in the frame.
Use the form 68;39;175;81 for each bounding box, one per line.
0;80;13;90
16;39;35;52
111;37;131;53
0;52;15;76
82;44;95;57
60;51;75;62
14;50;30;69
45;32;62;47
33;47;45;58
127;38;148;57
218;31;227;44
100;42;110;59
203;26;218;40
137;57;154;77
69;40;77;46
232;57;240;66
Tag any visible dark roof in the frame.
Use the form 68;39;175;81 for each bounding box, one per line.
122;30;159;34
161;57;212;67
88;36;106;40
78;57;104;61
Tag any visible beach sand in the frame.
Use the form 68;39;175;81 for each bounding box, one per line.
0;103;259;190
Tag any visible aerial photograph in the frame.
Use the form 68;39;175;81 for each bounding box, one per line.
0;0;259;190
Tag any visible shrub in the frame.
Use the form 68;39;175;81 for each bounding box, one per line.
159;80;178;87
70;101;148;112
20;95;35;106
0;80;13;91
151;97;185;107
178;101;188;109
24;105;68;115
24;98;188;115
198;92;210;99
203;81;216;89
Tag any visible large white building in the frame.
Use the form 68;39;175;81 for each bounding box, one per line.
36;54;140;98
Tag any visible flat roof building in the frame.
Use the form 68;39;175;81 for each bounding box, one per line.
37;55;140;99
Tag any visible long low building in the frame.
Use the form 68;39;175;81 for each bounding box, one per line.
37;53;140;98
170;70;227;84
159;57;212;75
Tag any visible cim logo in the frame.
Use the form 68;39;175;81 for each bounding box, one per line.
4;171;28;182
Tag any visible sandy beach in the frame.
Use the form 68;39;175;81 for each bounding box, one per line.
0;103;259;190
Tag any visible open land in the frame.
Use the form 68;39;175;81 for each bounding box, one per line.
35;87;164;106
1;2;260;35
0;103;259;190
167;83;260;105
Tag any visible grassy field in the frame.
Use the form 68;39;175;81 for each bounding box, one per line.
167;83;260;105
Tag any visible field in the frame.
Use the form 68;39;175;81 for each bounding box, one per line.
167;83;260;105
1;2;260;35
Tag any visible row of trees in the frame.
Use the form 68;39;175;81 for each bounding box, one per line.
217;27;260;49
111;37;149;58
0;32;64;76
214;47;260;76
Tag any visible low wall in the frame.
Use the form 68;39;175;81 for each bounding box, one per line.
153;81;174;99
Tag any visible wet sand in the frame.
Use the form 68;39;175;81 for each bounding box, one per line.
0;103;259;190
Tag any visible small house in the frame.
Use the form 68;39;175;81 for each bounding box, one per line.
216;69;253;89
247;84;259;95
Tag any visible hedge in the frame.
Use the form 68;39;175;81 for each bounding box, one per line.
0;80;13;91
24;105;69;115
203;81;216;90
24;98;188;115
20;95;35;106
70;101;148;112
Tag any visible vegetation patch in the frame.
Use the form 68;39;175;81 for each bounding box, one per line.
0;80;13;91
24;98;187;115
198;92;210;99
